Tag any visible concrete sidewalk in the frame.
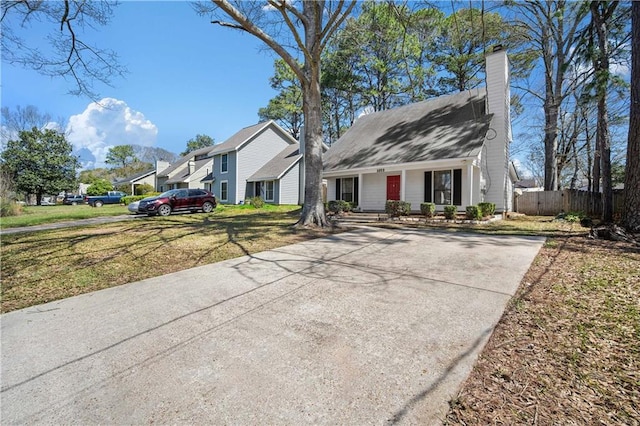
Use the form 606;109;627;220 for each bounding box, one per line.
1;227;544;425
0;214;142;235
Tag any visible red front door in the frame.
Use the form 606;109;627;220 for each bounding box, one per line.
386;175;401;201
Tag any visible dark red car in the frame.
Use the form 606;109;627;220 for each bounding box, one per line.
138;189;217;216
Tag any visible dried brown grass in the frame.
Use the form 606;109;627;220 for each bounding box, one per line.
445;236;640;425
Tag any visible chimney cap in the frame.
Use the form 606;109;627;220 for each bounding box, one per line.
493;44;504;52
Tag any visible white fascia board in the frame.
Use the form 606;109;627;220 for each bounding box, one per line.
322;155;481;177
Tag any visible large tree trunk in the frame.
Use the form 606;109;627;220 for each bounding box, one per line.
623;1;640;231
297;1;329;228
591;1;615;223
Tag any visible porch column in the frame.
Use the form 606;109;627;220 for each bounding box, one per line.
358;173;363;210
401;169;406;201
467;163;474;205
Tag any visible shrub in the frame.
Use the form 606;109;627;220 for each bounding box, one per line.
466;205;482;220
135;183;155;195
420;202;436;218
443;205;457;219
327;200;351;214
478;202;496;217
0;199;22;217
385;200;411;217
251;196;265;209
556;211;587;223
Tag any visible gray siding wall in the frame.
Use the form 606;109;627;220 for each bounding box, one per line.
212;151;237;203
278;163;300;204
236;127;291;202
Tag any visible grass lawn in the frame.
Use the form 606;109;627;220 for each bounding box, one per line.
445;236;640;424
2;208;638;423
0;203;129;228
0;205;336;313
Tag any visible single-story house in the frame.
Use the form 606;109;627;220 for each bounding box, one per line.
113;168;156;195
322;46;517;213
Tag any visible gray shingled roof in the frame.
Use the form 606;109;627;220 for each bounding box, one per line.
323;88;491;172
158;145;214;177
165;158;212;184
247;144;301;182
113;169;155;185
210;122;271;155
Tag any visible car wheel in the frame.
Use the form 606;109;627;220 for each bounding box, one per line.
202;201;214;213
94;200;104;208
157;204;172;216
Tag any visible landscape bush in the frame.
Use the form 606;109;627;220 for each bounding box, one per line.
466;205;482;220
478;202;496;217
251;196;265;209
0;199;22;217
420;202;436;218
135;183;155;195
443;205;457;219
385;200;411;217
327;200;352;214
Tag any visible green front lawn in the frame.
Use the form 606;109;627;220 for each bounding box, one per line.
1;204;130;228
0;205;335;312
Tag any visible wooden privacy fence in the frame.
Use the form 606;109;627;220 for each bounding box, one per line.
514;189;625;216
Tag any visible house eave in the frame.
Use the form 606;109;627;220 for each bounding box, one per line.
322;155;481;178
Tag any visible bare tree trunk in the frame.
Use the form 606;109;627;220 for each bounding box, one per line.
591;1;615;223
297;1;329;228
623;1;640;231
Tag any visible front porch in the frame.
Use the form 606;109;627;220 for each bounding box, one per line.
324;159;483;213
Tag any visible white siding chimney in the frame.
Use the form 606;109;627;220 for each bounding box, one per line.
188;159;195;175
155;160;169;174
484;46;513;213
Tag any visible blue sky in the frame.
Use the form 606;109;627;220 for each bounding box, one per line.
2;1;280;166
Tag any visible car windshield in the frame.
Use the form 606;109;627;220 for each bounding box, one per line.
158;189;182;198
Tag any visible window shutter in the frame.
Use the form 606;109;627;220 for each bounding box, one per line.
424;172;432;202
336;179;341;200
354;177;359;205
453;169;462;205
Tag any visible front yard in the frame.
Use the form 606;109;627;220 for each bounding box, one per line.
0;205;336;312
1;207;638;423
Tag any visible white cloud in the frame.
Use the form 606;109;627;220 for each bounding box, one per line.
66;98;158;169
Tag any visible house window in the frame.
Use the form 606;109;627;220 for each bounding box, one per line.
425;169;462;205
335;177;358;204
220;181;228;202
221;154;228;173
434;170;451;205
265;181;274;202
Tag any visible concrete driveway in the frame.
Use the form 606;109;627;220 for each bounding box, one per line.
1;227;544;425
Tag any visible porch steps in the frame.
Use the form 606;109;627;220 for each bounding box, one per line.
330;212;389;225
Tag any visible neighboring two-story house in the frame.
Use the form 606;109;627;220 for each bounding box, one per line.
155;147;214;192
204;120;301;204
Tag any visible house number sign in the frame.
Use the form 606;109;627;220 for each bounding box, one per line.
376;168;385;173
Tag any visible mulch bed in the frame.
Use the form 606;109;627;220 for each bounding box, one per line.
444;236;640;425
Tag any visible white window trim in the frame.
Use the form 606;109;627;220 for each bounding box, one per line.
220;180;228;202
265;180;275;202
338;177;355;203
221;153;228;174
